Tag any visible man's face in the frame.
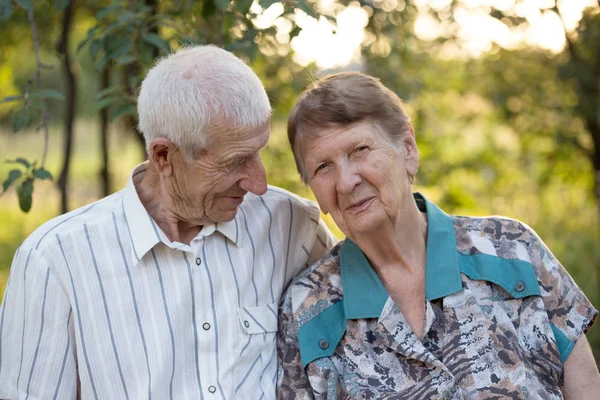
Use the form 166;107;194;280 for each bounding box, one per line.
169;119;270;225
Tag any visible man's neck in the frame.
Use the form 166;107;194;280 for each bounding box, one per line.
134;162;202;245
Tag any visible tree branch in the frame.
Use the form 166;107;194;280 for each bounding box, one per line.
27;8;50;167
551;5;580;63
562;133;592;159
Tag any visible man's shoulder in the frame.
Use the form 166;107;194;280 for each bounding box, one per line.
21;190;125;252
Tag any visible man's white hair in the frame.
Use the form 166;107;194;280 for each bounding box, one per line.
137;45;271;158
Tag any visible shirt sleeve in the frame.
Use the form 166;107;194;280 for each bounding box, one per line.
307;218;339;268
524;224;598;362
276;288;315;400
0;246;77;399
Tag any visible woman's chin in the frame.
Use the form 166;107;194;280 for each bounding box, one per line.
340;212;386;239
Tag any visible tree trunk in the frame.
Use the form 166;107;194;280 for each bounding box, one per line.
588;121;600;221
57;0;76;214
121;0;160;162
100;68;111;196
121;66;146;161
586;117;600;303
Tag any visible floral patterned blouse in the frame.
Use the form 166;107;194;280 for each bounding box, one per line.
277;194;597;399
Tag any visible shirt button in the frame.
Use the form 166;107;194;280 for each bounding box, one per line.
318;339;329;350
244;320;250;328
208;385;216;393
202;322;210;330
195;257;202;265
514;281;525;292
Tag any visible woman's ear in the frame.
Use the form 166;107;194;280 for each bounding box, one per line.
148;137;178;177
403;125;419;177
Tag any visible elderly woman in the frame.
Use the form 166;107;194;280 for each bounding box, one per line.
276;72;600;399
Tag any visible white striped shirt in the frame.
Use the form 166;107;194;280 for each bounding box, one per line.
0;163;337;400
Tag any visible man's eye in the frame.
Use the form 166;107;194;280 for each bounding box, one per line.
353;146;368;154
233;158;247;167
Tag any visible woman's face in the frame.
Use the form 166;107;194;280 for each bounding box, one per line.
301;120;418;239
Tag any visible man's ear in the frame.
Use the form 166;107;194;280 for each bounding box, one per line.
148;137;178;177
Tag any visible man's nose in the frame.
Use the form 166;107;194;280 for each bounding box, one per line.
239;154;268;196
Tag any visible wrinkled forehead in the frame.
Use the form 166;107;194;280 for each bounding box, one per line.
297;119;388;153
204;118;271;151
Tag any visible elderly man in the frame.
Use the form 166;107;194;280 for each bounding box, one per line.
0;46;337;399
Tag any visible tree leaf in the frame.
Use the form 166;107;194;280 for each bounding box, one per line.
33;167;53;181
6;157;31;168
14;0;33;11
90;39;102;58
141;33;170;52
106;37;133;60
0;0;13;22
115;54;137;66
236;0;254;15
17;179;34;213
95;85;122;100
295;0;318;19
13;108;32;133
2;169;22;193
109;103;136;122
214;0;229;12
201;0;216;18
55;0;70;10
1;95;22;103
259;0;278;10
93;97;119;111
96;3;120;20
35;89;66;100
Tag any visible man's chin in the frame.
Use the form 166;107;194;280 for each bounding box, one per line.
206;207;240;223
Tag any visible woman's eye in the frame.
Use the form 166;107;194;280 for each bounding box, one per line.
353;146;368;154
315;163;328;174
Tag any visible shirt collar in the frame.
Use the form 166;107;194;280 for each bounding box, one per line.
339;192;462;319
122;163;241;265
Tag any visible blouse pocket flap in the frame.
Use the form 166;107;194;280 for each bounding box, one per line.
237;304;278;334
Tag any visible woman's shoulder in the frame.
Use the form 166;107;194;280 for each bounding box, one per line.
450;214;543;261
280;241;344;325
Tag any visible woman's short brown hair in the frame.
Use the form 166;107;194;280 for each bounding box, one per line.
287;72;411;183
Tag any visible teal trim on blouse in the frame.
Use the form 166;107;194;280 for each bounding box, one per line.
340;239;388;319
298;301;346;369
458;253;541;298
296;193;554;369
420;194;463;301
550;322;575;362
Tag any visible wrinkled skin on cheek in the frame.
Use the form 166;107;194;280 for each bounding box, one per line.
165;120;270;226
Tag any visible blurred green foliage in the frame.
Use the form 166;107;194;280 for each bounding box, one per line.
1;0;600;367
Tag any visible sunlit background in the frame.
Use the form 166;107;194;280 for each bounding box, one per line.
270;0;598;68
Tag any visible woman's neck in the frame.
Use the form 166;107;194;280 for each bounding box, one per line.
352;198;428;277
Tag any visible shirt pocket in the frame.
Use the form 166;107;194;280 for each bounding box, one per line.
236;304;278;334
234;304;279;399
